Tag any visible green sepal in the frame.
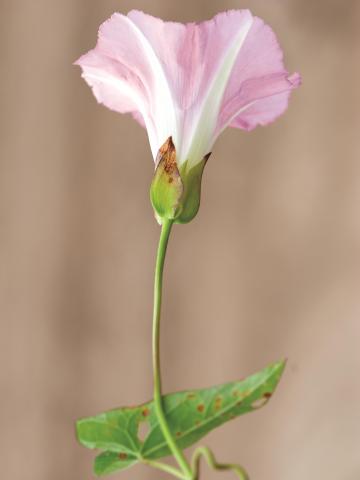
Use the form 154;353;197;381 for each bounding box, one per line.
150;137;209;224
150;137;183;222
175;154;210;224
76;361;285;476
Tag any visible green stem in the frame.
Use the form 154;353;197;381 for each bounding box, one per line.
152;219;192;479
191;446;249;480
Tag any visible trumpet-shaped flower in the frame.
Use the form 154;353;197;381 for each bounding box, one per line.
76;9;300;222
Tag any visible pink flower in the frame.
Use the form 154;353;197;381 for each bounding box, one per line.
75;9;300;170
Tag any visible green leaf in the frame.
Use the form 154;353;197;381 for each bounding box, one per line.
77;361;285;476
94;452;137;476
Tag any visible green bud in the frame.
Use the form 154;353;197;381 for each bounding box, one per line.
150;137;209;224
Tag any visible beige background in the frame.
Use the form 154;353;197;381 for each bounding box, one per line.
1;1;360;479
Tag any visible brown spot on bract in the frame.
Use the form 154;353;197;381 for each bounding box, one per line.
168;177;173;183
197;404;205;413
156;137;177;175
119;453;128;460
142;408;150;417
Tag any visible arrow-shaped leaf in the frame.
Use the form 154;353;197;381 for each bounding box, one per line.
76;360;285;476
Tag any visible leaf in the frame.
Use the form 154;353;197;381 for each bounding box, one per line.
77;361;285;476
94;452;137;476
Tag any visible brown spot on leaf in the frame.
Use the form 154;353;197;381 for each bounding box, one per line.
197;404;205;413
232;390;239;398
195;420;201;426
168;177;173;183
142;408;150;417
263;392;272;399
176;431;182;438
119;453;128;460
237;401;243;406
187;393;196;400
214;396;222;410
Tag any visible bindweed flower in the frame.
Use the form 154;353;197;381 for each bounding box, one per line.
76;10;300;223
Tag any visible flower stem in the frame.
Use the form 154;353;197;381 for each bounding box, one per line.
152;219;192;479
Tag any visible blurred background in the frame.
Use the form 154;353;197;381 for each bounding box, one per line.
1;1;360;479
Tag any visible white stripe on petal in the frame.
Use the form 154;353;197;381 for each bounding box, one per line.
181;14;253;169
124;16;179;159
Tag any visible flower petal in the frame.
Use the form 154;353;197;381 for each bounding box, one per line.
75;13;178;159
225;72;301;131
75;49;146;116
127;10;300;166
216;16;301;134
76;10;301;165
127;10;255;165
